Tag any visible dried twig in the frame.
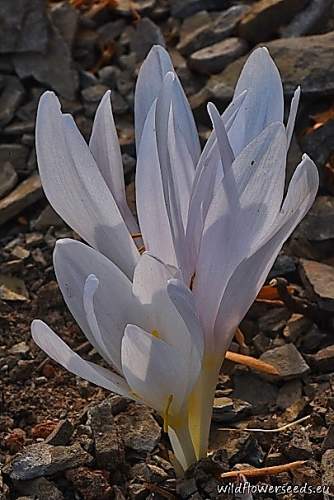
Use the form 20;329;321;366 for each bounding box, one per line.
225;351;279;375
218;415;311;433
221;461;306;479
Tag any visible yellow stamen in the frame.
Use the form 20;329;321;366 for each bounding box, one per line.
151;329;160;339
163;394;174;432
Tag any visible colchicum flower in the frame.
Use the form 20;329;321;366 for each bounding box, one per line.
32;241;203;470
32;45;319;468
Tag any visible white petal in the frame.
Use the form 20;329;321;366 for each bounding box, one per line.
133;252;194;354
32;320;131;396
36;91;138;278
286;86;301;148
121;325;197;416
89;91;138;233
213;155;319;356
207;102;234;173
135;45;174;150
54;238;143;373
185;91;247;277
194;122;287;338
228;47;284;156
135;100;177;267
167;278;204;359
155;73;188;274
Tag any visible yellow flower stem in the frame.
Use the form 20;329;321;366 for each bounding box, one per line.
168;415;197;472
188;355;221;460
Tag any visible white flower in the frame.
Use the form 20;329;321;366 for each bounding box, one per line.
32;239;203;469
34;45;319;466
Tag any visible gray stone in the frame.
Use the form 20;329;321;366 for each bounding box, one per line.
268;254;297;280
3;121;35;138
260;344;310;380
130;17;165;61
239;0;307;42
178;6;250;56
176;478;198;498
33;205;64;231
0;162;18;199
98;65;121;88
49;1;79;48
295;196;334;243
300;118;334;169
299;259;334;312
13;23;78;100
81;84;109;103
212;396;252;423
97;19;127;44
0;144;29;174
115;403;161;452
0;175;43;226
277;379;302;410
207;32;334;107
0;0;48;54
283;314;313;343
189;37;248;75
171;0;226;18
45;420;74;446
0;77;25;128
280;0;333;37
287;430;313;460
13;477;64;500
309;345;334;372
232;371;278;412
4;442;92;480
87;398;125;471
322;449;334;495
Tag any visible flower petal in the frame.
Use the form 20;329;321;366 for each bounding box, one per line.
136;100;177;267
89;91;138;233
286;86;301;148
193;122;287;339
36;91;138;278
228;47;284;156
54;238;143;373
133;252;196;355
213;155;319;356
135;45;201;164
135;45;174;150
121;324;198;416
32;320;131;396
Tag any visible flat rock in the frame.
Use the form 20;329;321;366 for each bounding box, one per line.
295;196;334;242
309;345;334;372
171;0;227;18
33;205;64;230
189;37;248;75
87;398;125;470
0;275;29;302
299;259;334;311
4;442;92;481
277;380;303;410
13;23;78;100
0;144;29;175
207;32;334;105
287;430;313;460
301;119;334;170
115;403;161;452
49;1;79;49
0;175;43;226
260;344;310;380
13;477;64;500
232;371;278;413
178;6;249;56
212;397;252;423
0;162;18;199
130;17;165;61
321;449;334;495
239;0;307;42
283;314;313;342
280;0;333;37
0;0;48;54
0;76;25;128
